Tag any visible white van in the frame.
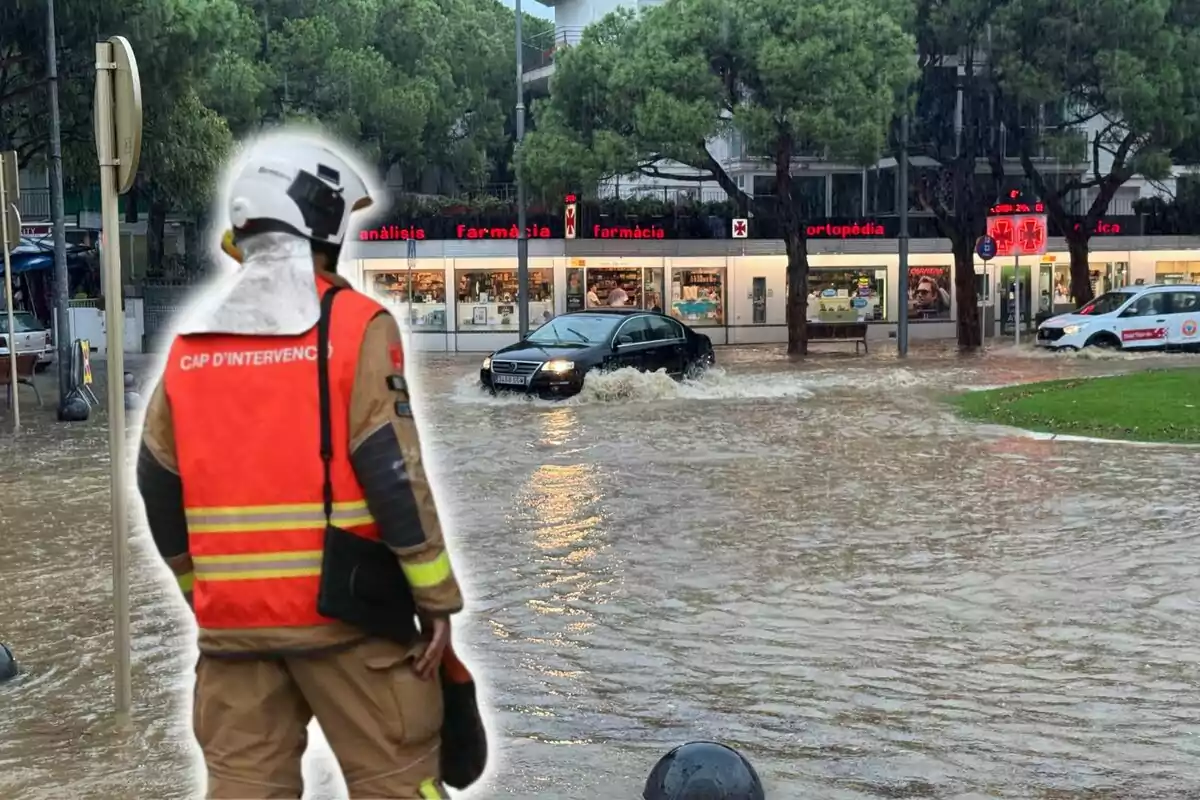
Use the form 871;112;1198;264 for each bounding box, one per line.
1035;283;1200;351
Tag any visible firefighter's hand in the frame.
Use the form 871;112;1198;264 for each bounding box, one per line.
415;613;450;680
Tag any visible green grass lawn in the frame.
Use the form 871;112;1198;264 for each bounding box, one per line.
952;368;1200;444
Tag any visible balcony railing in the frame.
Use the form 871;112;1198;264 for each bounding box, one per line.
522;27;585;74
16;188;51;221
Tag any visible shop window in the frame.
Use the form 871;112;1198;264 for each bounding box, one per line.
806;268;887;322
1089;262;1129;295
1155;261;1200;285
586;267;643;307
644;267;664;311
831;172;864;217
370;271;447;331
908;266;952;320
456;268;554;332
670;268;725;326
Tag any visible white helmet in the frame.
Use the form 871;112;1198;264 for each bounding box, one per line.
225;132;375;248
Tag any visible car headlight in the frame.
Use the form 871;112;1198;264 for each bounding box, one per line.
1061;323;1090;336
543;359;574;374
482;355;492;370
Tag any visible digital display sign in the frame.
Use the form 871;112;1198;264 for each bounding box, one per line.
987;190;1047;256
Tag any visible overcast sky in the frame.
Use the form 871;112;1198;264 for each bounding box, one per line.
499;0;554;20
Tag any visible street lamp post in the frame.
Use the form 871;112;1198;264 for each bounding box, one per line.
897;113;910;358
47;0;72;413
514;0;530;338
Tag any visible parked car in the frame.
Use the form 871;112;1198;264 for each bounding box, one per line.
0;310;54;372
480;309;716;398
1035;284;1200;352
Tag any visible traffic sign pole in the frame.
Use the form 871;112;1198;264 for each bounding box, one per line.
94;34;142;720
974;234;997;348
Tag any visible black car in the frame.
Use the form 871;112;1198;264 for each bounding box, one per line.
480;309;717;398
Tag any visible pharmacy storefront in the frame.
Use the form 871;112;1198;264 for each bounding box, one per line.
347;215;1200;353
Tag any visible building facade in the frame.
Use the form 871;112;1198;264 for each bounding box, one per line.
348;221;1200;353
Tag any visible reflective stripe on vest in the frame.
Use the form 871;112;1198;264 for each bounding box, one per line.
165;280;387;632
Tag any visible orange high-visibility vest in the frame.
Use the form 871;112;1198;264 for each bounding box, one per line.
164;278;384;630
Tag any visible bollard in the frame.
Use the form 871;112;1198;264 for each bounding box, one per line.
0;642;18;682
643;741;765;800
123;372;141;411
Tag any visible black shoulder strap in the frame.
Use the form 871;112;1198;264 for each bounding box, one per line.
318;286;345;526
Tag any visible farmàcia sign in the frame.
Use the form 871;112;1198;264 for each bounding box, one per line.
357;219;897;241
359;223;668;241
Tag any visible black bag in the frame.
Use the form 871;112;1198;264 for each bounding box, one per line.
440;646;489;789
314;287;418;644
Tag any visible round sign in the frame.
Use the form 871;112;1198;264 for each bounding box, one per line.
1183;319;1198;337
851;297;868;308
821;288;837;297
975;234;998;261
93;37;143;196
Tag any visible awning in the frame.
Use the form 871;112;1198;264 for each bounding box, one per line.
0;254;53;275
0;253;87;276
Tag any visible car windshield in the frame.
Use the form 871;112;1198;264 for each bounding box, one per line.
0;312;42;333
1074;292;1131;316
526;314;621;345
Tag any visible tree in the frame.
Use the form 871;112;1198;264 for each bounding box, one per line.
0;0;114;166
990;0;1200;305
906;0;1014;348
252;0;545;193
521;0;916;354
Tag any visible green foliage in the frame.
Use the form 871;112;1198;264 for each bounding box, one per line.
522;0;916;217
990;0;1200;214
0;0;546;270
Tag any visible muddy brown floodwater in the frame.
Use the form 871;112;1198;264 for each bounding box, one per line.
1;343;1199;799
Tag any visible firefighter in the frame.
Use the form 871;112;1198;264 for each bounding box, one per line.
135;131;468;799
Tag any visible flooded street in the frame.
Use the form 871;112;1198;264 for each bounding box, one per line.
2;344;1199;799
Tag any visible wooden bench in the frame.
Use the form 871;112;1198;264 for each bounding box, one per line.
0;353;43;408
807;321;869;354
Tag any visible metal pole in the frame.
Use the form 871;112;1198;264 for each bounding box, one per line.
1;167;19;434
514;0;530;339
48;0;72;417
96;41;132;717
979;263;986;348
1014;253;1021;347
897;113;910;357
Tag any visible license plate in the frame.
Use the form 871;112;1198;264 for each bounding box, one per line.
493;374;527;386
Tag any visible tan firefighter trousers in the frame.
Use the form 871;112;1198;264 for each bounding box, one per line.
193;637;448;799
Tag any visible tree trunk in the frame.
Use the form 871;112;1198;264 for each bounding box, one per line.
147;198;167;276
952;235;981;349
1066;229;1094;305
183;218;203;273
784;226;810;356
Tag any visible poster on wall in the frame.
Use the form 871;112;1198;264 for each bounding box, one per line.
908;266;952;320
566;268;585;312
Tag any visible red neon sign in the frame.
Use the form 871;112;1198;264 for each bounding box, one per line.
592;224;665;239
989;188;1046;216
358;224;553;242
987;215;1047;256
1072;220;1123;235
806;222;886;238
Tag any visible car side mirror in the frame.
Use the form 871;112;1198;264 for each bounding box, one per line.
615;334;633;347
